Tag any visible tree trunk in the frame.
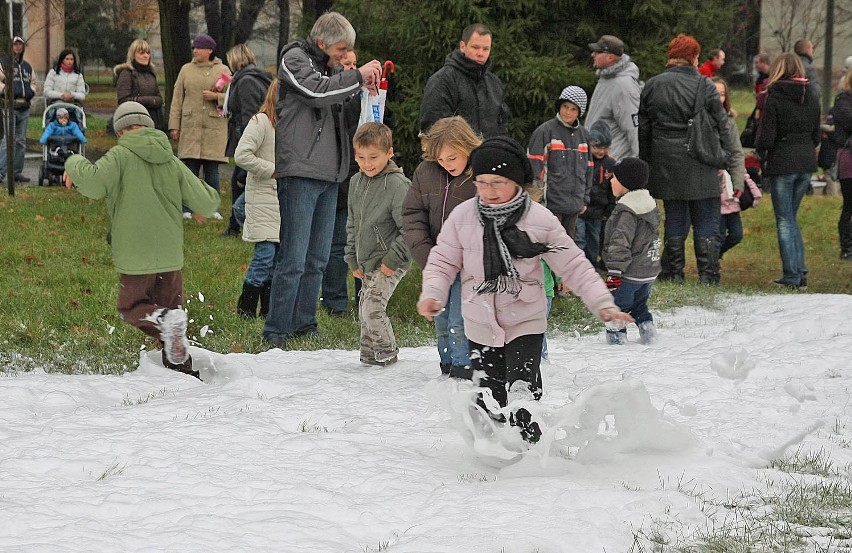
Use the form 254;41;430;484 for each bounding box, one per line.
234;0;267;45
157;0;192;118
276;0;291;61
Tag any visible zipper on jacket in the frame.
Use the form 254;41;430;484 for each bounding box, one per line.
441;173;450;221
374;225;388;251
307;126;322;158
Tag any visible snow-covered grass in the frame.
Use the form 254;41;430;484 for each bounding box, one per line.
2;294;851;551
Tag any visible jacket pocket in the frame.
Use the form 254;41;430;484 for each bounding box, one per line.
373;225;388;251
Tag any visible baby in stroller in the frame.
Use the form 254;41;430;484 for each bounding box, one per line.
39;104;87;186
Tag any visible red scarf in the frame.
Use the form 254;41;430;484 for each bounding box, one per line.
61;62;74;73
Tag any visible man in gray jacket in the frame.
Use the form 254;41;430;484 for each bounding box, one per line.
585;35;642;160
263;12;381;346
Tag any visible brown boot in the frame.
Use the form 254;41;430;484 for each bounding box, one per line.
161;350;200;379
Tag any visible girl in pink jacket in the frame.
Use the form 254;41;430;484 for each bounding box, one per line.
417;137;632;443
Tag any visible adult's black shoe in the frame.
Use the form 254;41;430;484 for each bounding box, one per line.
14;174;30;183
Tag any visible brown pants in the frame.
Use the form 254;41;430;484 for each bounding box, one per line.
117;271;184;340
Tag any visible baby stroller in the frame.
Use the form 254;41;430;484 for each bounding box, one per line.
39;102;86;186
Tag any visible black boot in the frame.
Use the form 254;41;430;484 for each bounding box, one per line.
259;281;272;318
695;237;721;285
237;282;262;318
839;217;852;260
658;237;686;284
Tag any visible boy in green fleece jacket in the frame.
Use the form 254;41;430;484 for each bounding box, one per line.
63;101;220;378
345;122;411;366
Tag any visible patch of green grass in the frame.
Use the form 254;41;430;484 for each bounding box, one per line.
629;450;852;552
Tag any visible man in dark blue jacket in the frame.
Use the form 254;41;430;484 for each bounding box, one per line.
0;36;36;183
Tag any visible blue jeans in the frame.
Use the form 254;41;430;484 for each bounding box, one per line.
434;274;469;368
611;281;653;325
719;212;743;257
232;192;246;227
0;109;29;178
576;217;603;266
662;198;721;241
245;241;277;287
263;176;338;341
770;173;811;285
321;207;350;313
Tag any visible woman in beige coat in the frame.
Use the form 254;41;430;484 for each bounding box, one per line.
168;34;230;216
233;80;280;318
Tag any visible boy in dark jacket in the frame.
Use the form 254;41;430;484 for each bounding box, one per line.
577;120;617;268
64;102;220;377
345;123;411;366
0;36;37;183
527;86;594;239
602;157;661;345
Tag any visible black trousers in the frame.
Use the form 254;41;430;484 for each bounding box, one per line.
469;334;544;407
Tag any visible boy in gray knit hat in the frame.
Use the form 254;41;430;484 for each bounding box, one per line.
63;101;220;378
527;85;593;240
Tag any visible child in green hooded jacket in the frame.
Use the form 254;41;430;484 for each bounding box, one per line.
64;101;220;378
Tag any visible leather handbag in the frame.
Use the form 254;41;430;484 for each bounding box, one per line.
740;108;759;148
686;78;727;168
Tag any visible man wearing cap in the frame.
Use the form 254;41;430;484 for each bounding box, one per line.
63;101;220;378
264;12;383;347
0;36;37;183
585;35;642;160
419;23;509;138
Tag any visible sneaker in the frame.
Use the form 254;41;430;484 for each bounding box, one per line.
156;308;190;365
211;211;223;220
182;212;192;219
637;321;657;345
772;278;800;290
13;174;30;183
362;354;398;367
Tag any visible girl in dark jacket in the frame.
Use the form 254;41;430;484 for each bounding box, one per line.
402;116;481;378
114;40;164;130
638;34;737;285
755;53;821;289
832;70;852;260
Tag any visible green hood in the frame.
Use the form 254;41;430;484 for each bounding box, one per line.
116;127;176;164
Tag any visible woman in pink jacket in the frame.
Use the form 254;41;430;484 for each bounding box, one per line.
417;137;633;443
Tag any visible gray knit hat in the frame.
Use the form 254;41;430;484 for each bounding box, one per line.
555;86;588;116
112;101;154;134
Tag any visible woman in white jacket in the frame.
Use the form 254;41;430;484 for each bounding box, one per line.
233;79;280;318
43;49;87;105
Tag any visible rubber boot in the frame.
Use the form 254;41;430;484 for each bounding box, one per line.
658;237;686;284
259;281;272;318
839;217;852;260
695;237;721;285
237;282;262;318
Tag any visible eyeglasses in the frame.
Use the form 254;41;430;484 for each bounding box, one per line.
473;179;511;189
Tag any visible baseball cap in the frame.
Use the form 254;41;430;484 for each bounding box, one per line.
589;35;625;56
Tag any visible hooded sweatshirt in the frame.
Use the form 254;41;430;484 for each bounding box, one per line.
64;128;220;274
345;160;412;273
2;43;36;109
419;49;509;138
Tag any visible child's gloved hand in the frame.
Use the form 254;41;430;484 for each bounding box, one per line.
605;273;621;290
